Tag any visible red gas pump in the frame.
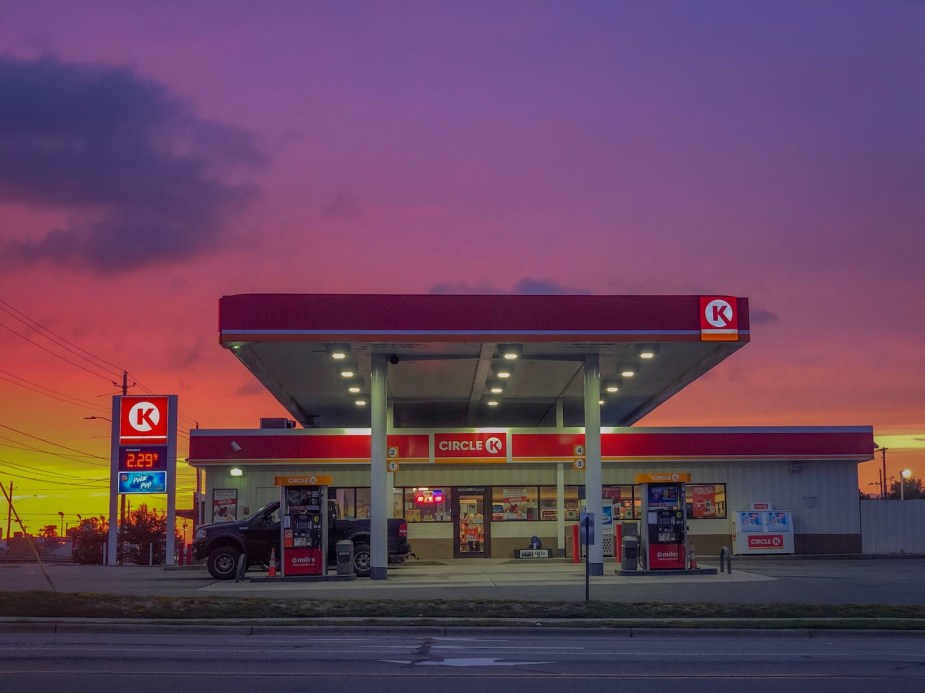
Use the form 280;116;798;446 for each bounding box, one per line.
636;473;691;571
276;475;331;577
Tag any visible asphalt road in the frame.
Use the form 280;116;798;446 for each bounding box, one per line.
0;628;922;692
1;557;924;604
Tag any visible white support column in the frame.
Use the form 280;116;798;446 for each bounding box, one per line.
107;396;119;566
370;353;388;580
556;463;565;551
583;353;604;575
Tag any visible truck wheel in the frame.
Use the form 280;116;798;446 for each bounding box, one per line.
207;546;241;580
352;543;371;577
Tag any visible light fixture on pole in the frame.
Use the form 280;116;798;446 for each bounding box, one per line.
58;511;64;536
901;469;912;500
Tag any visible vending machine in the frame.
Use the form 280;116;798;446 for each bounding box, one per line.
276;475;331;576
636;473;691;570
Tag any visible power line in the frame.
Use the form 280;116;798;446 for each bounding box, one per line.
0;369;111;416
0;424;108;467
0;299;125;376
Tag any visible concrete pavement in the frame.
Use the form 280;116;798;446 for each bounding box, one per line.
1;556;924;604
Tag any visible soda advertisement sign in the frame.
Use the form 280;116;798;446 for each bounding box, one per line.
434;432;506;460
118;471;167;494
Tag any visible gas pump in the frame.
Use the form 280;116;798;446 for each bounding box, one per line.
276;475;332;577
636;473;691;571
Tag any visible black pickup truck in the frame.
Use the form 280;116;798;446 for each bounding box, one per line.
193;500;411;579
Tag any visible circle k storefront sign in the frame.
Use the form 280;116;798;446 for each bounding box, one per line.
435;432;506;461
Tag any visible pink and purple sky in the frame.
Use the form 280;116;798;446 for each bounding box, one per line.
1;2;923;534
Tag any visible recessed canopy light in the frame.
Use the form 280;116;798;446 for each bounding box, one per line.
483;398;500;407
355;399;367;407
339;363;358;378
636;344;659;359
327;343;351;360
602;378;622;393
486;378;506;394
492;362;514;379
499;344;522;360
230;467;243;477
619;364;636;378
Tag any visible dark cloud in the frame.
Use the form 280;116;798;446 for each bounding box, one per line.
320;191;362;221
750;309;780;325
430;278;590;295
0;55;264;271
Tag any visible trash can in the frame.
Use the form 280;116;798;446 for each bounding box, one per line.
336;540;355;576
621;536;639;571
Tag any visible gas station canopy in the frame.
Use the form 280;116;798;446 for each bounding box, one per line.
219;294;750;429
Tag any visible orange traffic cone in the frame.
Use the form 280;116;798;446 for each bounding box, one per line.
690;546;697;570
268;547;278;577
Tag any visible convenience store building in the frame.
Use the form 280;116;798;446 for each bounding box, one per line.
187;294;873;578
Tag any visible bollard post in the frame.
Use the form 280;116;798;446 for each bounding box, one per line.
719;547;726;573
234;553;248;583
571;524;580;564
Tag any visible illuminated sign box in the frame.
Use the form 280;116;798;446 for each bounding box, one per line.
118;471;167;494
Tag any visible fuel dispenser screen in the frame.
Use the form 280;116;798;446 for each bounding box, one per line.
281;485;326;576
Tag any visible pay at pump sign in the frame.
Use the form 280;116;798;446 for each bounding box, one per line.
579;511;595;544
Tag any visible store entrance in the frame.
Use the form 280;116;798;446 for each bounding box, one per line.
454;487;489;558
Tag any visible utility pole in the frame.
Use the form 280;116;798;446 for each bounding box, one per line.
5;481;11;540
878;447;888;500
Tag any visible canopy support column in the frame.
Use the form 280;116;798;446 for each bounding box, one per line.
584;353;604;575
370;353;388;580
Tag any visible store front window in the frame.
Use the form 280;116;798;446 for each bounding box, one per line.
491;486;539;521
686;483;727;519
403;487;453;522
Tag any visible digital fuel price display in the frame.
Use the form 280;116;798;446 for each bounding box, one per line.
119;446;168;471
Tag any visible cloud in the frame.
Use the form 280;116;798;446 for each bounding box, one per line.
750;309;780;324
430;277;590;295
0;55;264;271
320;191;362;221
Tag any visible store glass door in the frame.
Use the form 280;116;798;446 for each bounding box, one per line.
454;487;489;558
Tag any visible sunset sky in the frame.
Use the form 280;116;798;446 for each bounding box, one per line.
1;2;923;536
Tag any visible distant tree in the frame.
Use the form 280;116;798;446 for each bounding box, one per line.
72;516;109;564
38;524;58;538
887;475;924;500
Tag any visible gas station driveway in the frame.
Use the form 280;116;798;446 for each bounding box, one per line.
2;557;924;605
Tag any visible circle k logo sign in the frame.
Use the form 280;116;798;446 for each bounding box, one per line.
699;296;739;342
119;395;170;445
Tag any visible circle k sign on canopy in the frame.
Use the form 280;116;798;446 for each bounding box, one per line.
699;296;739;342
435;432;507;460
119;395;170;445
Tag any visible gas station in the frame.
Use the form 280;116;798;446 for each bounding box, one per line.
187;293;874;578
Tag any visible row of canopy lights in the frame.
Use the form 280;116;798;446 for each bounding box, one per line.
483;343;661;408
326;344;368;406
326;342;660;409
